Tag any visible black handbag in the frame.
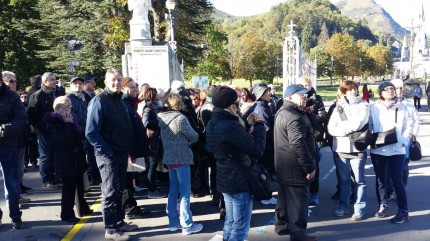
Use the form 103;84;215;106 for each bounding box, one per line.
337;105;371;151
373;127;398;148
409;136;422;161
347;123;372;151
241;162;273;200
371;109;399;148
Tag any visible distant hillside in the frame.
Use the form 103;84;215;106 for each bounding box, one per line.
212;8;239;24
333;0;405;40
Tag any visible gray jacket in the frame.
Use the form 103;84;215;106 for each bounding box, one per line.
158;111;198;165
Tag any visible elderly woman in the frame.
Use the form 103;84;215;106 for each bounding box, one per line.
158;93;203;235
369;82;413;224
206;86;266;241
45;96;91;222
328;80;369;221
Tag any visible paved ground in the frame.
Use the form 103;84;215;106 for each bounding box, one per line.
1;103;430;241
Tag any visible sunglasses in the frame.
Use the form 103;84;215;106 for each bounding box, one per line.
8;80;17;84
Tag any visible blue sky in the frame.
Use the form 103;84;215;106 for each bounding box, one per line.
210;0;429;32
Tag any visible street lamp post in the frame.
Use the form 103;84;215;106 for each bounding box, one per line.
330;56;334;86
359;57;362;82
228;51;233;85
165;0;176;43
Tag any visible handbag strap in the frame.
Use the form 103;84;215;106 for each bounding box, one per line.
395;108;398;124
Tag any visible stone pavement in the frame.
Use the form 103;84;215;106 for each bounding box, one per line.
1;105;430;241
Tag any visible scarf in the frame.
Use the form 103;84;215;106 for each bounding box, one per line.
377;97;400;110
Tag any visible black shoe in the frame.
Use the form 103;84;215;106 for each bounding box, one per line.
220;208;226;220
126;209;150;219
61;217;80;223
21;184;32;191
331;192;339;200
79;209;94;217
12;219;23;230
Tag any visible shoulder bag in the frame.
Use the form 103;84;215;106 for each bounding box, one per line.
409;136;422;161
240;161;273;201
371;109;398;148
337;105;372;151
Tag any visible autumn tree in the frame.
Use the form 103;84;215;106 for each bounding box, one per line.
324;33;361;79
366;45;392;76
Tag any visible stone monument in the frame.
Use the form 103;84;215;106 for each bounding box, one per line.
122;0;183;90
282;20;317;93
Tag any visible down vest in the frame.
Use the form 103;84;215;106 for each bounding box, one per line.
206;108;266;195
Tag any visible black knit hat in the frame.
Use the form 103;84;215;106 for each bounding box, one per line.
212;86;238;109
378;81;395;95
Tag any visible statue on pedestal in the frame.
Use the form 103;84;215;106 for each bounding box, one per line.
128;0;152;40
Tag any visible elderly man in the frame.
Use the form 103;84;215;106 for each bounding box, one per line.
27;72;59;188
0;74;28;229
274;84;317;241
86;68;138;241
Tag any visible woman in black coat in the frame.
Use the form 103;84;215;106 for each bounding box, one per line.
45;96;91;222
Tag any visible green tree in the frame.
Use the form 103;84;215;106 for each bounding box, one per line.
232;33;281;86
186;24;230;84
324;33;361;79
23;0;115;81
367;44;392;76
0;0;45;85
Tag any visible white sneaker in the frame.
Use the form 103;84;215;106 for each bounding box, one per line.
261;197;277;205
182;223;203;235
105;231;130;241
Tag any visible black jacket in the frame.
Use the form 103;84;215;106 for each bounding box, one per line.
0;84;28;147
45;113;88;177
123;95;147;159
27;86;55;134
206;108;266;194
141;103;161;158
305;88;328;142
274;101;316;186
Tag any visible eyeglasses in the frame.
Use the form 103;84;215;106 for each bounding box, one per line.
71;82;84;85
8;80;17;84
384;87;396;92
58;104;72;110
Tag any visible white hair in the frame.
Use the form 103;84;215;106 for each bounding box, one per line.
2;71;16;81
170;80;184;91
41;72;55;82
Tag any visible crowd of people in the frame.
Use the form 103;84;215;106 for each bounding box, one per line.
0;69;423;241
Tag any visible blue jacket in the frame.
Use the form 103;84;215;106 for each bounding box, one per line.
66;92;87;130
85;88;133;157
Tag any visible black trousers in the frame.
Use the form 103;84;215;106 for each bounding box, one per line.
275;184;310;241
61;173;90;219
122;172;138;215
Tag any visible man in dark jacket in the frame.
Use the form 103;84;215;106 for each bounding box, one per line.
0;77;28;229
206;86;266;241
82;76;100;185
274;84;317;241
86;68;137;241
27;72;58;188
26;75;42;168
298;77;328;206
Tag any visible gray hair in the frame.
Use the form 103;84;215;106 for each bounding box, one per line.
41;72;55;82
2;71;16;81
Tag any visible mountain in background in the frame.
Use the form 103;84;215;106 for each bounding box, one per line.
212;8;237;23
333;0;406;40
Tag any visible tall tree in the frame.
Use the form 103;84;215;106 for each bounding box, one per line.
0;0;45;85
324;33;361;78
187;23;229;83
23;0;115;80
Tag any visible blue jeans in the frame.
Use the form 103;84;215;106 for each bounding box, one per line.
371;154;408;211
334;155;367;214
0;144;22;222
37;134;54;183
145;156;158;192
4;147;25;202
96;154;128;232
223;192;253;241
166;165;193;230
